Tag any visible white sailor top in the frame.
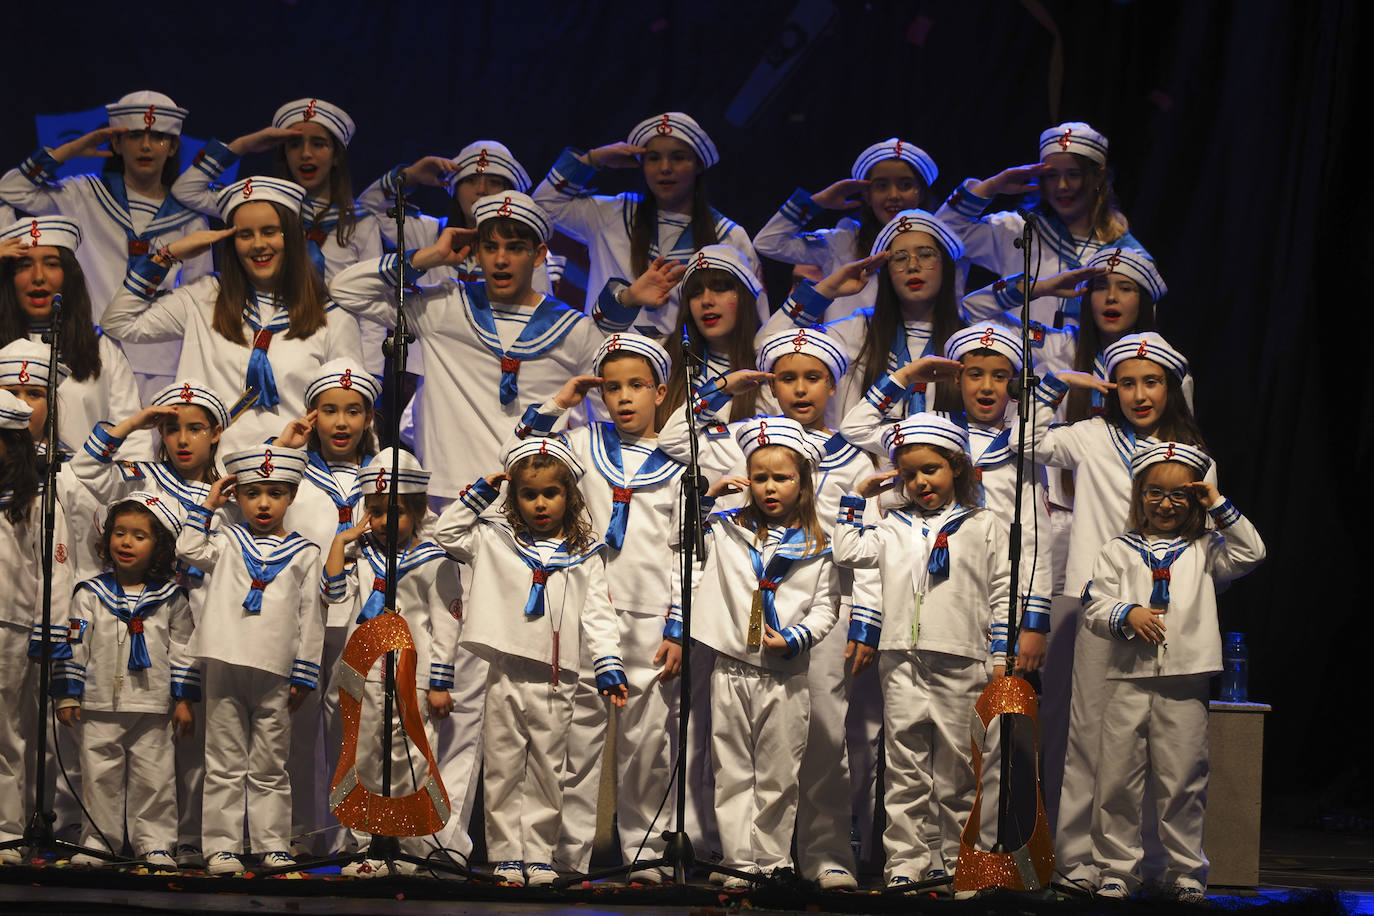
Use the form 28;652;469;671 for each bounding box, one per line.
19;329;149;459
511;406;684;618
321;535;462;690
328;253;602;498
102;264;363;453
434;477;625;690
935;181;1146;327
1021;373;1216;597
285;453;364;628
1084;499;1265;679
52;575;199;713
0;151;213;376
683;512;839;675
753;190;874;321
834;498;1009;662
175;506;324;688
839;379;1053;633
532;148;766;336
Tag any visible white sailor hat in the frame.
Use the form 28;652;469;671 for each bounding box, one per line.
304;359;381;408
882;412;970;462
944;323;1023;372
103;491;183;537
0;217;82;252
1130;441;1211;479
1104;332;1188;381
272;98;356;146
594;333;671;384
735;416;824;467
106;91;188;136
1039;121;1109;166
756;327;849;380
0;338;70;388
504;435;585;481
851;137;938;187
472;191;552;243
360;448;430;496
223;445;307;486
870;208;964;261
627;112;719;169
217;176;308;222
451;140;531;194
0;388;32;430
149;379;230;428
679;244;763;299
1085;247;1167;303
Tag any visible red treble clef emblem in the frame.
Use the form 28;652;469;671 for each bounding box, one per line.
607;334;621;351
259;448;274;477
655;114;672;135
242;178;254;199
179;383;194;402
895;215;913;234
756;420;769;447
791;329;808;352
17;361;30;384
1107;248;1123;270
476;148;489;173
29;220;41;245
893;427;905;446
143;105;157;128
1058;128;1073;151
375;467;387;492
144;496;161;507
980;327;995;348
497;196;513;217
1135;341;1149;358
303;99;318;121
1165;443;1176;459
538;440;549;455
340;368;353;389
893;140;904;157
694;251;709;271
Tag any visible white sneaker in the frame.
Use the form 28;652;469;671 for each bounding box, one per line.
492;860;525;886
1097;880;1130;898
887;874;916;888
722;872;756;889
627;865;665;885
818;867;858;890
0;848;21;866
341;858;391;878
143;850;178;871
69;852;104;868
524;862;557;886
206;851;244;875
259;851;298;872
1175;884;1207;904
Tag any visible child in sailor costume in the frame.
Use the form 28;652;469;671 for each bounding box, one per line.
832;413;1010;888
0;92;212;398
171;98;386;371
1016;332;1213;887
176;445;323;875
508;334;684;881
685;418;840;884
102;177;363;454
434;437;626;887
0;218;150;458
754;137;940;323
0;390;75;862
757;209;966;428
532;111;765;336
935;122;1146;329
1083;443;1265;899
321;449;461;875
56;494;198;869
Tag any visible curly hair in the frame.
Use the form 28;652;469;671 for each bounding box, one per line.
98;502;178;583
894;441;981;511
503;453;594;553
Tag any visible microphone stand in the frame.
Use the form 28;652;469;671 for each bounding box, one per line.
0;296;110;864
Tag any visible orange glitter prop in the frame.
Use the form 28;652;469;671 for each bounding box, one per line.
330;612;450;836
953;675;1055;893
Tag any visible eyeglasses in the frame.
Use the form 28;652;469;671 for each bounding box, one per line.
887;247;941;270
1143;486;1191;506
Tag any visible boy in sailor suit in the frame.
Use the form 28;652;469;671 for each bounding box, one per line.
177;446;322;875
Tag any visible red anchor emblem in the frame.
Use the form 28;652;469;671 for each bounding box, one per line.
179;383;194;402
1135;341;1149;359
17;361;30;384
143;105;157;128
979;327;995;347
1058;128;1073;151
655;114;673;135
242;178;254;199
791;329;808;352
29;220;41;245
756;420;770;446
340;368;353;389
476;148;490;173
375;467;387;492
303;99;318;121
895;215;913;233
258;448;274;477
497;196;513;217
1165;443;1176;459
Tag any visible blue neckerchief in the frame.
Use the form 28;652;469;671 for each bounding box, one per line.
944;412;1013;468
222;526;313;612
461;283;583;405
242;292;291;409
355;537;447;624
886;320;935;414
1119;533;1192;607
1091;351;1108;413
78;574;182;671
588;423;682;550
1105;422;1158;476
95;173;197;258
921;506;976;579
744;526;809;634
303;451;361;536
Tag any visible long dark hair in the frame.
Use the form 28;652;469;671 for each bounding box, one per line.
629;180;719;277
99;502;178;582
658;268;761;430
273;134;357;249
1064;290;1157;424
1104;369;1206;448
103;141;181;189
503;453;594;553
212;201;328;344
853;160;928;256
0;427;42;523
856;245;961;396
0;248;102;381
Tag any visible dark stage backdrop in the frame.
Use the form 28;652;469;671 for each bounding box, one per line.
1;1;1365;820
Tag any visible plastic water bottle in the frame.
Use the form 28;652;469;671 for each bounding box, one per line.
1220;632;1248;702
